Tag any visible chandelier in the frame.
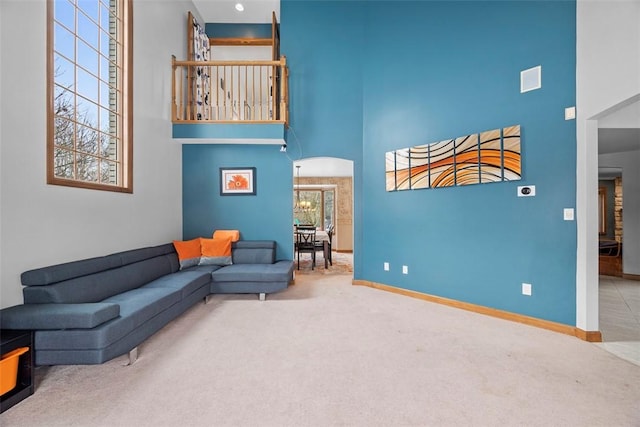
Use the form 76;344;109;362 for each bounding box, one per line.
294;165;313;213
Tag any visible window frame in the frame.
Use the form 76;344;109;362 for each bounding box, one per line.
46;0;133;193
293;188;335;230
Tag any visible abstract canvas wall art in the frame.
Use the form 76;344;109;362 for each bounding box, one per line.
385;125;522;192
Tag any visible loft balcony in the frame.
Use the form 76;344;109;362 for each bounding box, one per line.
171;11;287;144
170;56;288;144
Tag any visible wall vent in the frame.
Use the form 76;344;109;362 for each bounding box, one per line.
520;65;542;93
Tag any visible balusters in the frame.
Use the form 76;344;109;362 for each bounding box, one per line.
171;59;287;123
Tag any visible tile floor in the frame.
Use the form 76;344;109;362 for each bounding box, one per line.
596;275;640;366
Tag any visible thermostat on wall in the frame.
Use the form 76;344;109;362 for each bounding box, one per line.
517;185;536;197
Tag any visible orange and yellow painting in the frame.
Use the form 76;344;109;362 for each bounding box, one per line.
385;125;521;192
220;167;256;195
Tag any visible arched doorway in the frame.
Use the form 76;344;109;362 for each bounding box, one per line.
293;157;354;272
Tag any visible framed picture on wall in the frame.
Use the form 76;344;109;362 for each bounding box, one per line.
220;167;256;196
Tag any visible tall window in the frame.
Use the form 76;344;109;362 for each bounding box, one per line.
47;0;133;192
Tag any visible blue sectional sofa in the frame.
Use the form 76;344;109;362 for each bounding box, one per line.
0;240;294;366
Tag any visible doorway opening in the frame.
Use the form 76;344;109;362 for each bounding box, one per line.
293;157;354;274
593;96;639;365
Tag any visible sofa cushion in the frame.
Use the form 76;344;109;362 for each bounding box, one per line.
199;237;232;266
115;244;177;267
0;303;120;330
142;270;211;299
23;255;176;304
102;287;181;327
211;260;293;283
21;256;121;287
36;287;182;351
186;264;224;274
232;240;276;264
21;244;177;287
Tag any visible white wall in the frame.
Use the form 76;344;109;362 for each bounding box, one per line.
599;101;640;128
0;2;3;310
576;0;640;330
598;149;640;275
0;0;196;308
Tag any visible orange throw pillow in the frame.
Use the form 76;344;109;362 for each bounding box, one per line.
212;229;240;242
172;238;201;270
199;237;233;266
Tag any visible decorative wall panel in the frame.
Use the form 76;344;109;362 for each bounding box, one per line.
502;125;522;181
395;148;411;191
410;144;429;190
454;134;480;186
385;125;522;191
479;128;503;183
385;151;397;192
428;139;456;188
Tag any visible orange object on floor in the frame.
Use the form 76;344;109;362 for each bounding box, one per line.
0;347;29;396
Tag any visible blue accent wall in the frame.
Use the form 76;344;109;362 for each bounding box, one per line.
281;0;366;277
182;144;293;260
282;1;364;162
173;123;284;140
281;1;577;325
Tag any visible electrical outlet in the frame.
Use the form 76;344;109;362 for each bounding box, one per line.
522;283;532;296
384;262;389;271
402;265;408;275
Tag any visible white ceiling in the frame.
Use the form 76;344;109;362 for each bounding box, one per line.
192;0;279;23
598;128;640;154
598;99;640;129
597;99;640;155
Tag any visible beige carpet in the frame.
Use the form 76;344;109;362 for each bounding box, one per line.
2;274;639;427
295;251;353;275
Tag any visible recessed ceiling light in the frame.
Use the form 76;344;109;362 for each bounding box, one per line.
235;3;244;12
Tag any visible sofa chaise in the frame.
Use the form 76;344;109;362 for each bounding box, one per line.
0;240;293;366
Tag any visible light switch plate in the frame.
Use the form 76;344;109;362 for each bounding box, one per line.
564;208;575;221
565;106;576;120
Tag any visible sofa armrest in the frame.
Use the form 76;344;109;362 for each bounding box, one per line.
0;303;120;330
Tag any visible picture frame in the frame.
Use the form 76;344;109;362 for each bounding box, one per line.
220;167;256;196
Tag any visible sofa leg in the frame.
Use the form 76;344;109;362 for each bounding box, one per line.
259;292;266;301
127;347;138;366
204;294;213;304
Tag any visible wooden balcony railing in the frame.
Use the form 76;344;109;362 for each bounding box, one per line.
171;56;288;125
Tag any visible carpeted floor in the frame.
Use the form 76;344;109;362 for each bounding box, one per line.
1;273;639;426
295;251;353;275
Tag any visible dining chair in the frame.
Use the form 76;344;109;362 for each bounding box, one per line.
325;224;334;265
313;224;333;268
295;227;316;270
